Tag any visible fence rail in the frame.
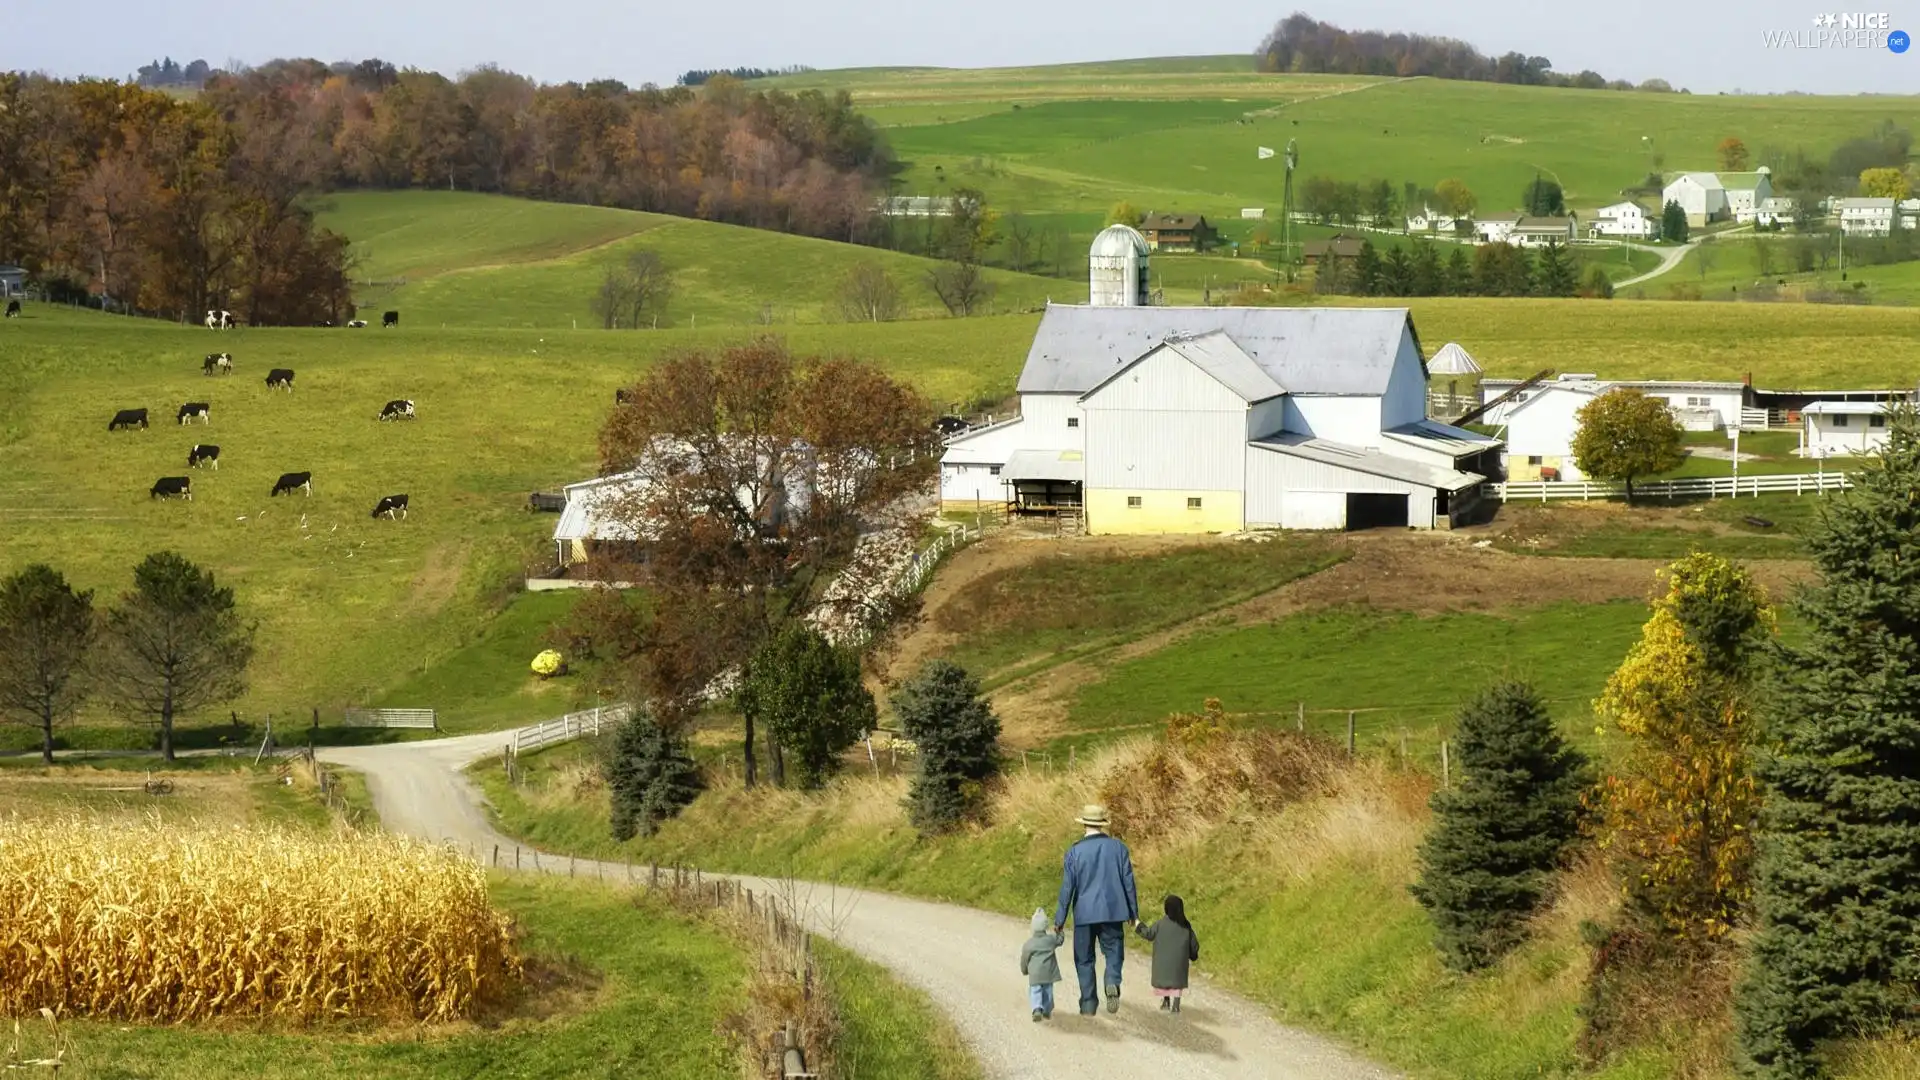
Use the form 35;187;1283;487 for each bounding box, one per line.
1491;471;1851;503
341;707;438;729
513;703;632;754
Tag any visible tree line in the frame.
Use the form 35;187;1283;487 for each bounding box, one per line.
0;74;354;325
677;66;814;87
1415;405;1920;1076
1317;239;1611;299
1256;13;1678;91
135;57;217;88
187;59;892;244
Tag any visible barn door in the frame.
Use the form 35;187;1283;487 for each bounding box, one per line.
1345;493;1408;531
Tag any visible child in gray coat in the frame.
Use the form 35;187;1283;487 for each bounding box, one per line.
1019;907;1065;1021
1134;894;1199;1014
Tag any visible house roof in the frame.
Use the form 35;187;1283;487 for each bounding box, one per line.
940;415;1024;462
1141;212;1209;230
555;472;648;543
1302;236;1365;258
1801;401;1888;415
1515;216;1576;231
1018;304;1416;397
1837;197;1897;210
1717;171;1771;190
1384;420;1503;458
1082;331;1286;404
1002;448;1084;482
1250;434;1484;491
1426;342;1481;376
1477;212;1524;224
1598;200;1649;214
1483;376;1744;394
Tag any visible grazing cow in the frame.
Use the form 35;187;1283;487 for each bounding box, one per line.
150;476;192;500
346;319;368;328
202;352;232;375
187;444;220;469
934;415;969;437
371;493;409;520
5;300;19;318
265;368;295;391
382;310;399;328
177;402;211;425
615;388;633;404
204;309;235;330
108;408;148;431
378;398;415;421
270;471;313;497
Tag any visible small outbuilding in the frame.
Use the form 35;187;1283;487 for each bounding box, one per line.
0;265;25;298
1801;401;1890;457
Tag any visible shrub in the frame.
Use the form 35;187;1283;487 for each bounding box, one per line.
891;660;1001;834
737;626;875;790
607;712;705;839
1409;681;1590;972
0;818;519;1022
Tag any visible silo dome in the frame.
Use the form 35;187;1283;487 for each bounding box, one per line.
1088;224;1150;307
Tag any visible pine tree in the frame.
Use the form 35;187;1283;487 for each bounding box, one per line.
1408;242;1442;296
891;660;1002;834
606;711;705;840
1661;200;1690;243
1532;241;1578;297
1737;415;1920;1077
1410;681;1591;971
1351;241;1383;296
1444;247;1474;296
1380;245;1414;296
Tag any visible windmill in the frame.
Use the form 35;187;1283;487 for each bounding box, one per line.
1281;139;1299;281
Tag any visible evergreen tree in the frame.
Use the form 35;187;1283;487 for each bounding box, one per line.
1532;241;1578;297
1409;242;1443;296
1737;415;1920;1077
606;711;705;840
1351;241;1383;296
1380;245;1414;296
1579;263;1616;299
1473;242;1534;297
1443;246;1474;295
1410;681;1591;972
1522;176;1567;216
891;660;1002;834
737;625;875;789
1661;200;1690;243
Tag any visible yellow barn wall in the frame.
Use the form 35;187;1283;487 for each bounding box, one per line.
1086;489;1243;534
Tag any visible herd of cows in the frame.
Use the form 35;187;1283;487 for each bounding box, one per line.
113;349;413;519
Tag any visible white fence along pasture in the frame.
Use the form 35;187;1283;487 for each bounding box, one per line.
1491;472;1851;503
341;707;438;730
513;704;633;754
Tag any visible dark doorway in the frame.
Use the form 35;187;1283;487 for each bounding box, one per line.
1346;493;1409;530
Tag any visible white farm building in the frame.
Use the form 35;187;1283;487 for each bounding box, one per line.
939;226;1502;532
1479;375;1747;482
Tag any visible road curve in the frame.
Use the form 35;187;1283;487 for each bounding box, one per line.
319;735;1399;1080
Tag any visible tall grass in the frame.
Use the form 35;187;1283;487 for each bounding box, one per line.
0;818;520;1023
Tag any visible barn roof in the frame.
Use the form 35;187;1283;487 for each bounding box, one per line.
1250;434;1483;491
1080;331;1286;404
1002;448;1085;483
1019;304;1415;398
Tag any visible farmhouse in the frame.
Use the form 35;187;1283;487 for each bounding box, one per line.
1474;212;1522;244
1801;401;1890;456
1406;206;1463;233
1834;197;1897;237
551;445;816;569
1721;168;1775;222
1483;375;1747;481
1300;234;1364;264
1589;201;1656;239
1757;196;1798;227
1902;198;1920;230
1139;212;1218;253
1662;173;1730;227
939;225;1502;532
1509;216;1578;248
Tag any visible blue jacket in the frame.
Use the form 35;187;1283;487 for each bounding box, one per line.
1054;833;1138;927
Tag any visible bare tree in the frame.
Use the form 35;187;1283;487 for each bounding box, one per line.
1752;237;1776;278
1696;236;1719;280
590;249;675;329
1002;213;1035;272
928;259;993;316
0;565;95;765
96;552;256;761
837;260;902;322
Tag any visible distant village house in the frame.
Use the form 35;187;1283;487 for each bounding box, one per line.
1589;201;1656;239
1661;168;1773;227
1834;197;1897;237
1300;234;1365;265
1138;213;1219;253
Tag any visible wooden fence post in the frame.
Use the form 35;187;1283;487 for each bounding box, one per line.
1296;701;1305;732
1346;711;1356;756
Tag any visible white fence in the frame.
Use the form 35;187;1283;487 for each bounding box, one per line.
513;704;632;754
341;707;438;730
1491;472;1851;503
901;525;979;595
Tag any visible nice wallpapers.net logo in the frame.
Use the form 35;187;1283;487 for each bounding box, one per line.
1761;12;1910;49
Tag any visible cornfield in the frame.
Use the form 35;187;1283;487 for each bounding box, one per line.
0;817;521;1023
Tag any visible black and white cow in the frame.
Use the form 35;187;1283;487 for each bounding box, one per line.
108;408;149;431
150;476;192;500
381;310;399;328
346;319;368;328
202;353;232;375
5;300;19;318
187;444;220;469
378;399;415;421
204;310;235;330
177;402;210;425
265;368;295;391
934;415;969;437
371;493;409;519
270;471;312;497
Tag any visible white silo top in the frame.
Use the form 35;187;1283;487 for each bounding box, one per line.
1090;223;1150;259
1428;342;1482;376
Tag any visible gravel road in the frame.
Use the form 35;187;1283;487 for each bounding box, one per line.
319;735;1400;1080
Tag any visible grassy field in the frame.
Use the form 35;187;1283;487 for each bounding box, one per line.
0;756;338;828
314;191;1063;328
1656;232;1920;308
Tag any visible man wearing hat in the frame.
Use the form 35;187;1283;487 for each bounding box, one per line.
1052;803;1138;1015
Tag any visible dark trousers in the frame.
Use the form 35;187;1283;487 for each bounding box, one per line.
1072;921;1126;1013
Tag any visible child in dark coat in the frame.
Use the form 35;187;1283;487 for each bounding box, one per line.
1134;894;1199;1013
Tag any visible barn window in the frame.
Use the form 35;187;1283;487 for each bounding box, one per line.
1127;496;1142;508
1871;414;1888;428
1832;415;1850;428
1067;417;1080;428
1527;455;1543;466
1187;497;1203;509
989;465;1002;475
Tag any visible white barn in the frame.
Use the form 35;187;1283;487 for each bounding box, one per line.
1663;173;1730;227
1802;401;1890;456
1722;169;1775;223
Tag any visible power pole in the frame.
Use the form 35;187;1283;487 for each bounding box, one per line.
1280;140;1299;283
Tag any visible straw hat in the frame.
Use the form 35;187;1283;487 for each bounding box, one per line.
1076;803;1110;828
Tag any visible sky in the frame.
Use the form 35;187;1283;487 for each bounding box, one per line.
6;0;1917;95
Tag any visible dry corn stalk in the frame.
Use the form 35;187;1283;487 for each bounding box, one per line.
0;816;520;1023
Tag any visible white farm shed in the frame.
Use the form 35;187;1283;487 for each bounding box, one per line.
1482;376;1744;430
1801;401;1890;456
1490;375;1747;482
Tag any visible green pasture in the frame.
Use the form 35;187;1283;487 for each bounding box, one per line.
314;191;1062;329
1655;231;1920;306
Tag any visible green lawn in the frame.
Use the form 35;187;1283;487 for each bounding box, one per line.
935;536;1347;685
315;191;1062;329
1495;492;1826;560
